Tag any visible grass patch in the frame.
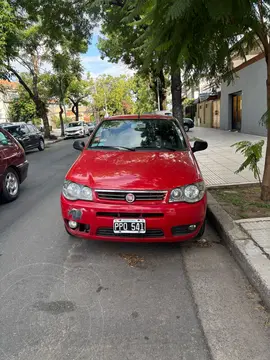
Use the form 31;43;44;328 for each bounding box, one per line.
210;186;270;220
189;136;203;142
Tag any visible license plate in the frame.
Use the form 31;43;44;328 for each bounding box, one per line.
113;219;146;234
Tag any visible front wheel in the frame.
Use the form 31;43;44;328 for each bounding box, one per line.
195;221;206;240
184;124;189;132
1;168;20;202
38;138;45;151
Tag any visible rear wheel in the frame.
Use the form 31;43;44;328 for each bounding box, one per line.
1;168;20;202
184;124;189;132
38;138;45;151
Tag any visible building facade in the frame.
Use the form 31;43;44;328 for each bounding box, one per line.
220;53;267;136
0;80;18;123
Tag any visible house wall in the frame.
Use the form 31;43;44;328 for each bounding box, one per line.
196;101;213;127
220;57;267;136
212;99;220;128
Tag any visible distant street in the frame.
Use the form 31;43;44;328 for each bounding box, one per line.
0;140;270;360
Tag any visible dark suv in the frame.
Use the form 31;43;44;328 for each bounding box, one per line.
0;128;29;202
0;122;45;152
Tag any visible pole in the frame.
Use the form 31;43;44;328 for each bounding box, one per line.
157;78;160;111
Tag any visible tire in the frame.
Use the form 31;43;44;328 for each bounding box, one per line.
38;138;45;151
195;221;206;240
184;124;189;132
1;168;20;202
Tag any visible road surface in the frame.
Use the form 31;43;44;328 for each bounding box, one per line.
0;140;270;360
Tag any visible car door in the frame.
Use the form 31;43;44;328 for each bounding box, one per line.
0;130;9;187
19;124;32;150
28;124;40;147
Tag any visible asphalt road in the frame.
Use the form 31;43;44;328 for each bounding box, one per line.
0;140;270;360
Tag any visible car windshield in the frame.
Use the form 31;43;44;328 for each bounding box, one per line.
3;126;20;136
88;119;187;151
68;122;82;128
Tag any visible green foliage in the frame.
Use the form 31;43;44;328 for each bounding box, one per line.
132;74;156;113
90;74;135;116
8;87;39;123
183;98;195;106
54;116;72;129
231;140;265;185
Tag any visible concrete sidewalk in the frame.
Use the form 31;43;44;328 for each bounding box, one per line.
190;127;267;186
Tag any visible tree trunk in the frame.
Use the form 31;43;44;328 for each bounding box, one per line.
35;98;50;138
59;103;65;137
75;103;79;121
71;101;79;121
171;69;183;124
159;70;167;110
261;58;270;201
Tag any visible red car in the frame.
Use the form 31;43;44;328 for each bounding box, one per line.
0;127;29;202
61;115;208;242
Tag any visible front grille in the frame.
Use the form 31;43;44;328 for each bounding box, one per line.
96;212;164;218
95;190;167;201
96;227;164;238
171;224;199;236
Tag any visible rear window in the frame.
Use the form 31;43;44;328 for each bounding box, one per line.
68;122;83;127
3;126;21;136
89;119;187;151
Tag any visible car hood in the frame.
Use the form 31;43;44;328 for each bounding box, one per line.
67;150;202;190
65;127;83;132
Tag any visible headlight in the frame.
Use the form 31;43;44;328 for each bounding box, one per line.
169;181;205;203
62;180;93;201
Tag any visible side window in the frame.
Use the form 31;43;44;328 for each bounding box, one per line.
28;124;38;132
0;131;10;146
21;125;30;135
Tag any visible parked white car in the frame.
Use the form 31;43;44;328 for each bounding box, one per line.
64;121;88;138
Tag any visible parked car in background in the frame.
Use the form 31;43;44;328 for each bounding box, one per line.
183;118;194;132
64;121;88;138
155;111;194;132
61;114;208;243
87;122;96;135
0;127;29;202
0;122;45;151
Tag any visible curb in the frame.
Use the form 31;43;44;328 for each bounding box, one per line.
45;137;64;146
207;192;270;310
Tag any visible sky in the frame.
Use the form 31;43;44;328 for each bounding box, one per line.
81;31;135;78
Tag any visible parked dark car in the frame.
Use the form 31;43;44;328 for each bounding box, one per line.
0;122;45;151
183;118;194;132
0;128;29;202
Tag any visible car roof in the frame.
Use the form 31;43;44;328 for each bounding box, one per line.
105;114;174;121
2;122;26;126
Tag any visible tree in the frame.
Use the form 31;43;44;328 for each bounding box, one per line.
132;0;270;200
0;0;97;137
8;87;38;123
67;79;90;122
47;52;83;136
97;0;168;111
90;74;135;117
132;74;156;113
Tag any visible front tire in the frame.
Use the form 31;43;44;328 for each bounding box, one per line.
1;168;20;202
38;138;45;151
184;124;189;132
195;221;206;240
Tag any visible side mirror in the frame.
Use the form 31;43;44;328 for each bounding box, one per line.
73;140;85;151
192;140;208;153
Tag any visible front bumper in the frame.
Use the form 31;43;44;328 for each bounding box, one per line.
61;195;207;242
17;160;29;183
65;131;84;138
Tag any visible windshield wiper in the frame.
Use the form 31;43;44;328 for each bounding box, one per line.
133;146;177;152
90;145;135;151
